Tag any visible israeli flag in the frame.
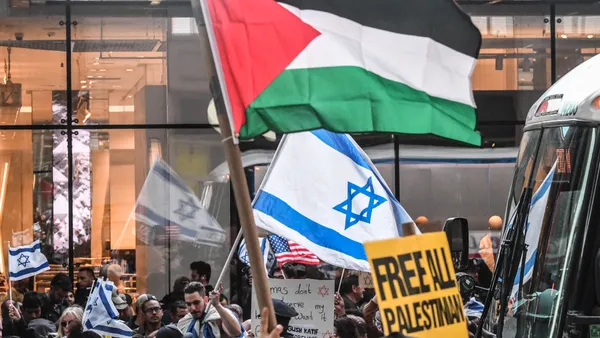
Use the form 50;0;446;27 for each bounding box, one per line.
238;237;276;274
253;129;418;271
511;164;556;300
135;159;226;247
83;279;132;338
8;240;50;281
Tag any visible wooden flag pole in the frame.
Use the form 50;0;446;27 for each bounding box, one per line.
187;0;276;330
214;110;278;331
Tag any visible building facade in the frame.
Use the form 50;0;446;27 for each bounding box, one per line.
0;0;594;303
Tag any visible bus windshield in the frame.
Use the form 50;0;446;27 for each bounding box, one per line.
488;126;597;338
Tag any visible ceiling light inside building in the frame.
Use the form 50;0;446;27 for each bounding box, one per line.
560;34;568;39
588;34;594;39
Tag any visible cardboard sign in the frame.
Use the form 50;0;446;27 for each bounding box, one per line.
364;232;468;338
252;279;334;338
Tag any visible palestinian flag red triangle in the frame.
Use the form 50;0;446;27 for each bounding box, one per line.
206;0;482;146
208;0;321;135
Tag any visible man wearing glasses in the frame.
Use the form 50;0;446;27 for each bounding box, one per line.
133;294;164;337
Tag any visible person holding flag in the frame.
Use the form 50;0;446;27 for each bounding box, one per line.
82;278;133;338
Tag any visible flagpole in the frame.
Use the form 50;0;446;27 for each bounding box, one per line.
190;0;277;331
7;241;11;302
215;229;243;287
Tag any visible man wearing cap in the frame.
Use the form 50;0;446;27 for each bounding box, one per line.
177;282;242;338
113;293;133;322
272;299;297;338
128;294;158;330
134;294;165;337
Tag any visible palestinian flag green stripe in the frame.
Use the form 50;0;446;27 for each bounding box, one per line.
244;66;480;146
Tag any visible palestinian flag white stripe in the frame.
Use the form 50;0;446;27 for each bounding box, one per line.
280;3;477;108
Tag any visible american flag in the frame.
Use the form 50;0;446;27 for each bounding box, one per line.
268;235;320;266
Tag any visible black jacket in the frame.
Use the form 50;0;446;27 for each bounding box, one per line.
2;318;28;337
39;292;69;323
74;286;91;307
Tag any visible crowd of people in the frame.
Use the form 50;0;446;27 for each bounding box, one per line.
0;260;419;338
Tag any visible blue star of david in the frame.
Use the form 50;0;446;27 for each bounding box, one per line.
17;254;30;268
174;197;201;222
333;177;387;229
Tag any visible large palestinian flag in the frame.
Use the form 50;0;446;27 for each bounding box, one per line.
206;0;482;145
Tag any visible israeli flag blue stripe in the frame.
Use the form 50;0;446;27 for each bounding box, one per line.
254;191;367;261
310;130;412;228
9;262;49;279
510;165;556;301
134;159;226;248
136;205;201;238
85;320;133;337
83;279;133;337
152;162;191;193
253;129;418;271
98;284;117;320
9;241;42;255
8;240;50;281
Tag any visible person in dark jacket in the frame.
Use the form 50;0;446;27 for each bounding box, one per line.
74;267;95;307
2;292;43;337
161;277;190;325
40;273;71;323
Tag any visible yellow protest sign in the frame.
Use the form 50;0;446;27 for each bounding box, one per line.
364;232;468;338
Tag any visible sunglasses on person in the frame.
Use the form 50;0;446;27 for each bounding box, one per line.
61;320;73;328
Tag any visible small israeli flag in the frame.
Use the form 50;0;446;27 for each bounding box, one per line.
8;240;50;281
253;129;419;271
511;163;556;301
238;237;276;274
83;279;132;338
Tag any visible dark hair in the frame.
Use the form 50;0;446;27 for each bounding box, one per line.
334;316;359;338
339;275;359;295
190;261;211;282
78;267;95;278
173;276;191;293
184;282;206;297
346;315;367;338
51;273;73;291
123;293;133;306
23;291;42;310
170;301;187;315
219;294;228;303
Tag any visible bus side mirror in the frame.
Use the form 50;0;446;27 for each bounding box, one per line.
443;217;470;271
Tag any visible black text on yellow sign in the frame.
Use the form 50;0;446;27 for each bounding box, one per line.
364;232;468;338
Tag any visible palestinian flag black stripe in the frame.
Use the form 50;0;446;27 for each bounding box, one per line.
206;0;483;145
276;0;481;58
